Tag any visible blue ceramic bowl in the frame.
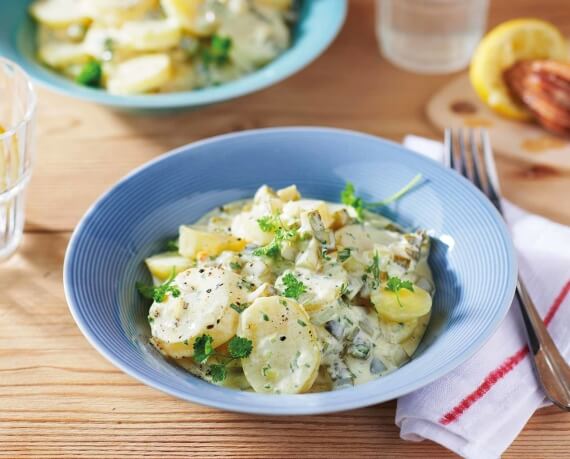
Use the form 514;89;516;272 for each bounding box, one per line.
0;1;346;109
64;127;517;414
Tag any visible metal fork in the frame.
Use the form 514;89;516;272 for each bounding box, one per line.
444;128;570;411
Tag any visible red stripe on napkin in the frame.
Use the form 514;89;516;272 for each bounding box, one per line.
439;280;570;426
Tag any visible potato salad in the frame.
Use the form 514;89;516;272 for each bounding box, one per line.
137;183;434;394
29;0;296;94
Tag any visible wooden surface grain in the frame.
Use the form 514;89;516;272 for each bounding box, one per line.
3;0;570;457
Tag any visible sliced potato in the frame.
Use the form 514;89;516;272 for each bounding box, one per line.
84;0;156;26
30;0;90;27
371;283;432;322
219;8;290;70
149;266;245;358
276;266;347;312
38;42;89;68
119;19;181;51
179;225;246;259
379;317;418;344
295;238;321;271
144;251;192;282
276;184;300;202
239;296;321;394
254;0;293;10
107;53;172;94
160;0;215;35
401;312;431;357
230;212;274;246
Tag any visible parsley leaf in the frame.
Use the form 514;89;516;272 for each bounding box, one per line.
253;240;281;258
136;268;180;303
193;334;253;383
366;251;381;289
338;247;352;262
228;336;253;359
253;214;297;259
385;276;414;293
340;174;422;219
257;214;281;233
209;364;227;383
341;182;364;219
193;334;215;363
282;272;307;300
385;276;414;308
76;60;102;87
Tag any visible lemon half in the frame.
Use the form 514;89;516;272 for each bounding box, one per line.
470;19;569;120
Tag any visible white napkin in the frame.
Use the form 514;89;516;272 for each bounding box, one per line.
396;135;570;459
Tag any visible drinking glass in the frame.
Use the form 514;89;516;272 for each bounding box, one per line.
0;58;36;260
376;0;489;74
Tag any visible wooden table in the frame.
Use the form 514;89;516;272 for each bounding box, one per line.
2;1;569;457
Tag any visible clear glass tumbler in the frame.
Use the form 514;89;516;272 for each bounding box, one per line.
0;58;36;260
376;0;489;74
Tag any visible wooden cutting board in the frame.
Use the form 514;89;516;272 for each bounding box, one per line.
426;74;570;171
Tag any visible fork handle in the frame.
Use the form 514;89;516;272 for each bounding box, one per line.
516;278;570;410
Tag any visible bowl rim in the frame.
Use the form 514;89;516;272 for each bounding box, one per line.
63;127;518;415
6;0;347;109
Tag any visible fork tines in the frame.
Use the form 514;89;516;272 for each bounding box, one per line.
444;128;502;212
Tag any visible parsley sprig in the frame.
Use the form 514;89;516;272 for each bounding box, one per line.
193;334;253;382
136;268;180;303
253;214;298;259
341;174;422;219
281;272;307;300
385;276;414;308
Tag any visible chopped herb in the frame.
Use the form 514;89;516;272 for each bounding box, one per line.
257;214;281;233
340;174;422;219
136;268;180;303
253;240;281;258
341;182;365;219
209;364;227;383
281;273;307;300
201;35;232;65
76;60;102;87
229;261;242;271
262;313;270;321
165;239;179;252
147;315;154;323
228;336;253;359
193;334;253;382
321;246;331;261
297;319;307;327
262;364;272;376
193;334;215;364
230;302;248;314
339;283;350;297
366;251;381;289
338;247;352;262
253;214;298;259
385;276;414;307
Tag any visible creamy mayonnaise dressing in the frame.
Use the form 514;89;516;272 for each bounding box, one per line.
141;184;434;393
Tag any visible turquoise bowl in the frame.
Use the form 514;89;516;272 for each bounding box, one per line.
0;1;347;109
64;127;518;414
